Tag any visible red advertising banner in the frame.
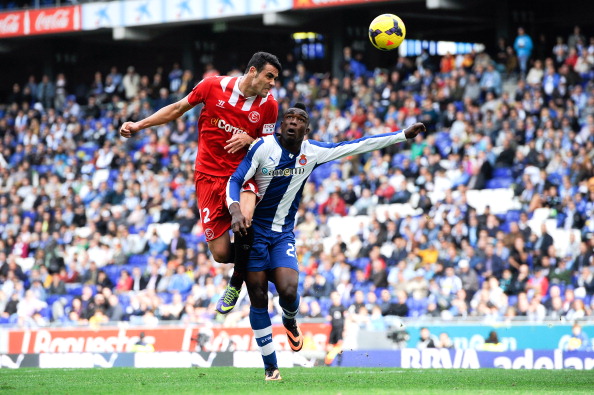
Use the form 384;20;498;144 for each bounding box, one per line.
28;5;81;36
0;5;80;38
0;11;25;37
293;0;390;9
7;323;330;354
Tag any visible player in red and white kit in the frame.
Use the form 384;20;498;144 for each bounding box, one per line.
119;52;281;314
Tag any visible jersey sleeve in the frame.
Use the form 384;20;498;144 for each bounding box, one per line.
312;131;407;164
226;138;266;208
187;77;215;106
258;99;278;137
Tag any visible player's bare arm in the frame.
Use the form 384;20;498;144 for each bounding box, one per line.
119;96;194;138
403;122;426;140
225;133;255;154
229;202;250;237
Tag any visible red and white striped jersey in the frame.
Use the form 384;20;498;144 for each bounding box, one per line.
187;75;278;177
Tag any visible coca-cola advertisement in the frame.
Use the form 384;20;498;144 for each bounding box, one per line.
28;5;81;35
0;12;25;37
5;323;330;354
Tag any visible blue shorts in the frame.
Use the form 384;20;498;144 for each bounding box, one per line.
247;224;299;273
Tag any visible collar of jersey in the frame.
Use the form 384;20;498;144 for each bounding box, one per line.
234;76;254;99
274;134;304;157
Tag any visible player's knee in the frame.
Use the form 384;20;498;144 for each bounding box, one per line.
249;286;268;307
278;283;298;303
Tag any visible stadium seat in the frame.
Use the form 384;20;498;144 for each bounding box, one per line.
505;210;522;223
547;173;563;186
158;292;173;304
104;265;122;285
128;255;148;266
391;153;407;168
66;284;83;297
38;307;51;321
493;167;512;178
486;178;513;189
508;295;518;306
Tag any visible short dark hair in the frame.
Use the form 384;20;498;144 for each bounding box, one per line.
245;51;282;74
293;102;306;111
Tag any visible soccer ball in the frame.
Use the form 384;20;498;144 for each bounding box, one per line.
368;13;406;51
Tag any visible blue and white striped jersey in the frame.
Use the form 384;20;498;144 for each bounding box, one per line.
226;131;407;232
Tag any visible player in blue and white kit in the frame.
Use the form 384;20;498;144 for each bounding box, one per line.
226;103;425;380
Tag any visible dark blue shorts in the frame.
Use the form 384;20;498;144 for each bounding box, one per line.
247;225;299;273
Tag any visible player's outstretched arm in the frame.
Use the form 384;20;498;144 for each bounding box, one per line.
119;96;194;139
314;122;426;165
403;122;426;140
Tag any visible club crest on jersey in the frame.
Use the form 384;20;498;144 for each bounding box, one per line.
248;111;261;123
298;154;307;166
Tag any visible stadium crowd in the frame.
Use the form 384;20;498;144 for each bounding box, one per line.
0;26;594;339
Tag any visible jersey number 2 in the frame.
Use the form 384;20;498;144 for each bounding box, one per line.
202;208;211;224
286;243;295;257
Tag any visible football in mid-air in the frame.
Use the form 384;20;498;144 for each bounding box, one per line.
368;13;406;51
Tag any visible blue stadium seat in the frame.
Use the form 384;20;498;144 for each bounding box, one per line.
46;295;62;307
158;292;173;304
66;284;83;297
547;173;563;186
505;210;521;223
22;211;37;222
104;265;122;285
318;298;332;316
38;307;51;321
355;258;370;270
493;167;512;178
508;295;518;306
375;287;387;298
486;178;513;189
128;254;148;266
391;153;407;168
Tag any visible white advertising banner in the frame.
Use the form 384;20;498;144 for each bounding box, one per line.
204;0;248;19
249;0;293;14
163;0;205;24
82;2;122;30
123;0;163;27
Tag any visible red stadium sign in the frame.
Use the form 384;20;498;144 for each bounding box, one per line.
293;0;390;9
6;323;330;354
0;12;25;37
28;6;81;35
0;5;80;38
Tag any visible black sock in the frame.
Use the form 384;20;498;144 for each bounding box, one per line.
229;228;253;289
227;243;235;263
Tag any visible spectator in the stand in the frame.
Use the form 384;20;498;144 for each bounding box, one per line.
417;327;436;349
475;244;504;278
37;75;55;110
514;27;534;78
122;66;140;100
46;274;66;295
566;322;589;351
380;289;408;317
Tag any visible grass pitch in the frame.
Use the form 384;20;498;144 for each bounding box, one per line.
1;367;593;394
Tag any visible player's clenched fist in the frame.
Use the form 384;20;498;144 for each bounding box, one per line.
403;122;426;140
119;122;141;139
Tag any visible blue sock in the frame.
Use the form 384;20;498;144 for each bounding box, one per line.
280;293;300;326
249;307;277;370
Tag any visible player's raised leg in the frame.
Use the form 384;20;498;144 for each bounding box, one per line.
216;189;257;314
246;270;281;381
